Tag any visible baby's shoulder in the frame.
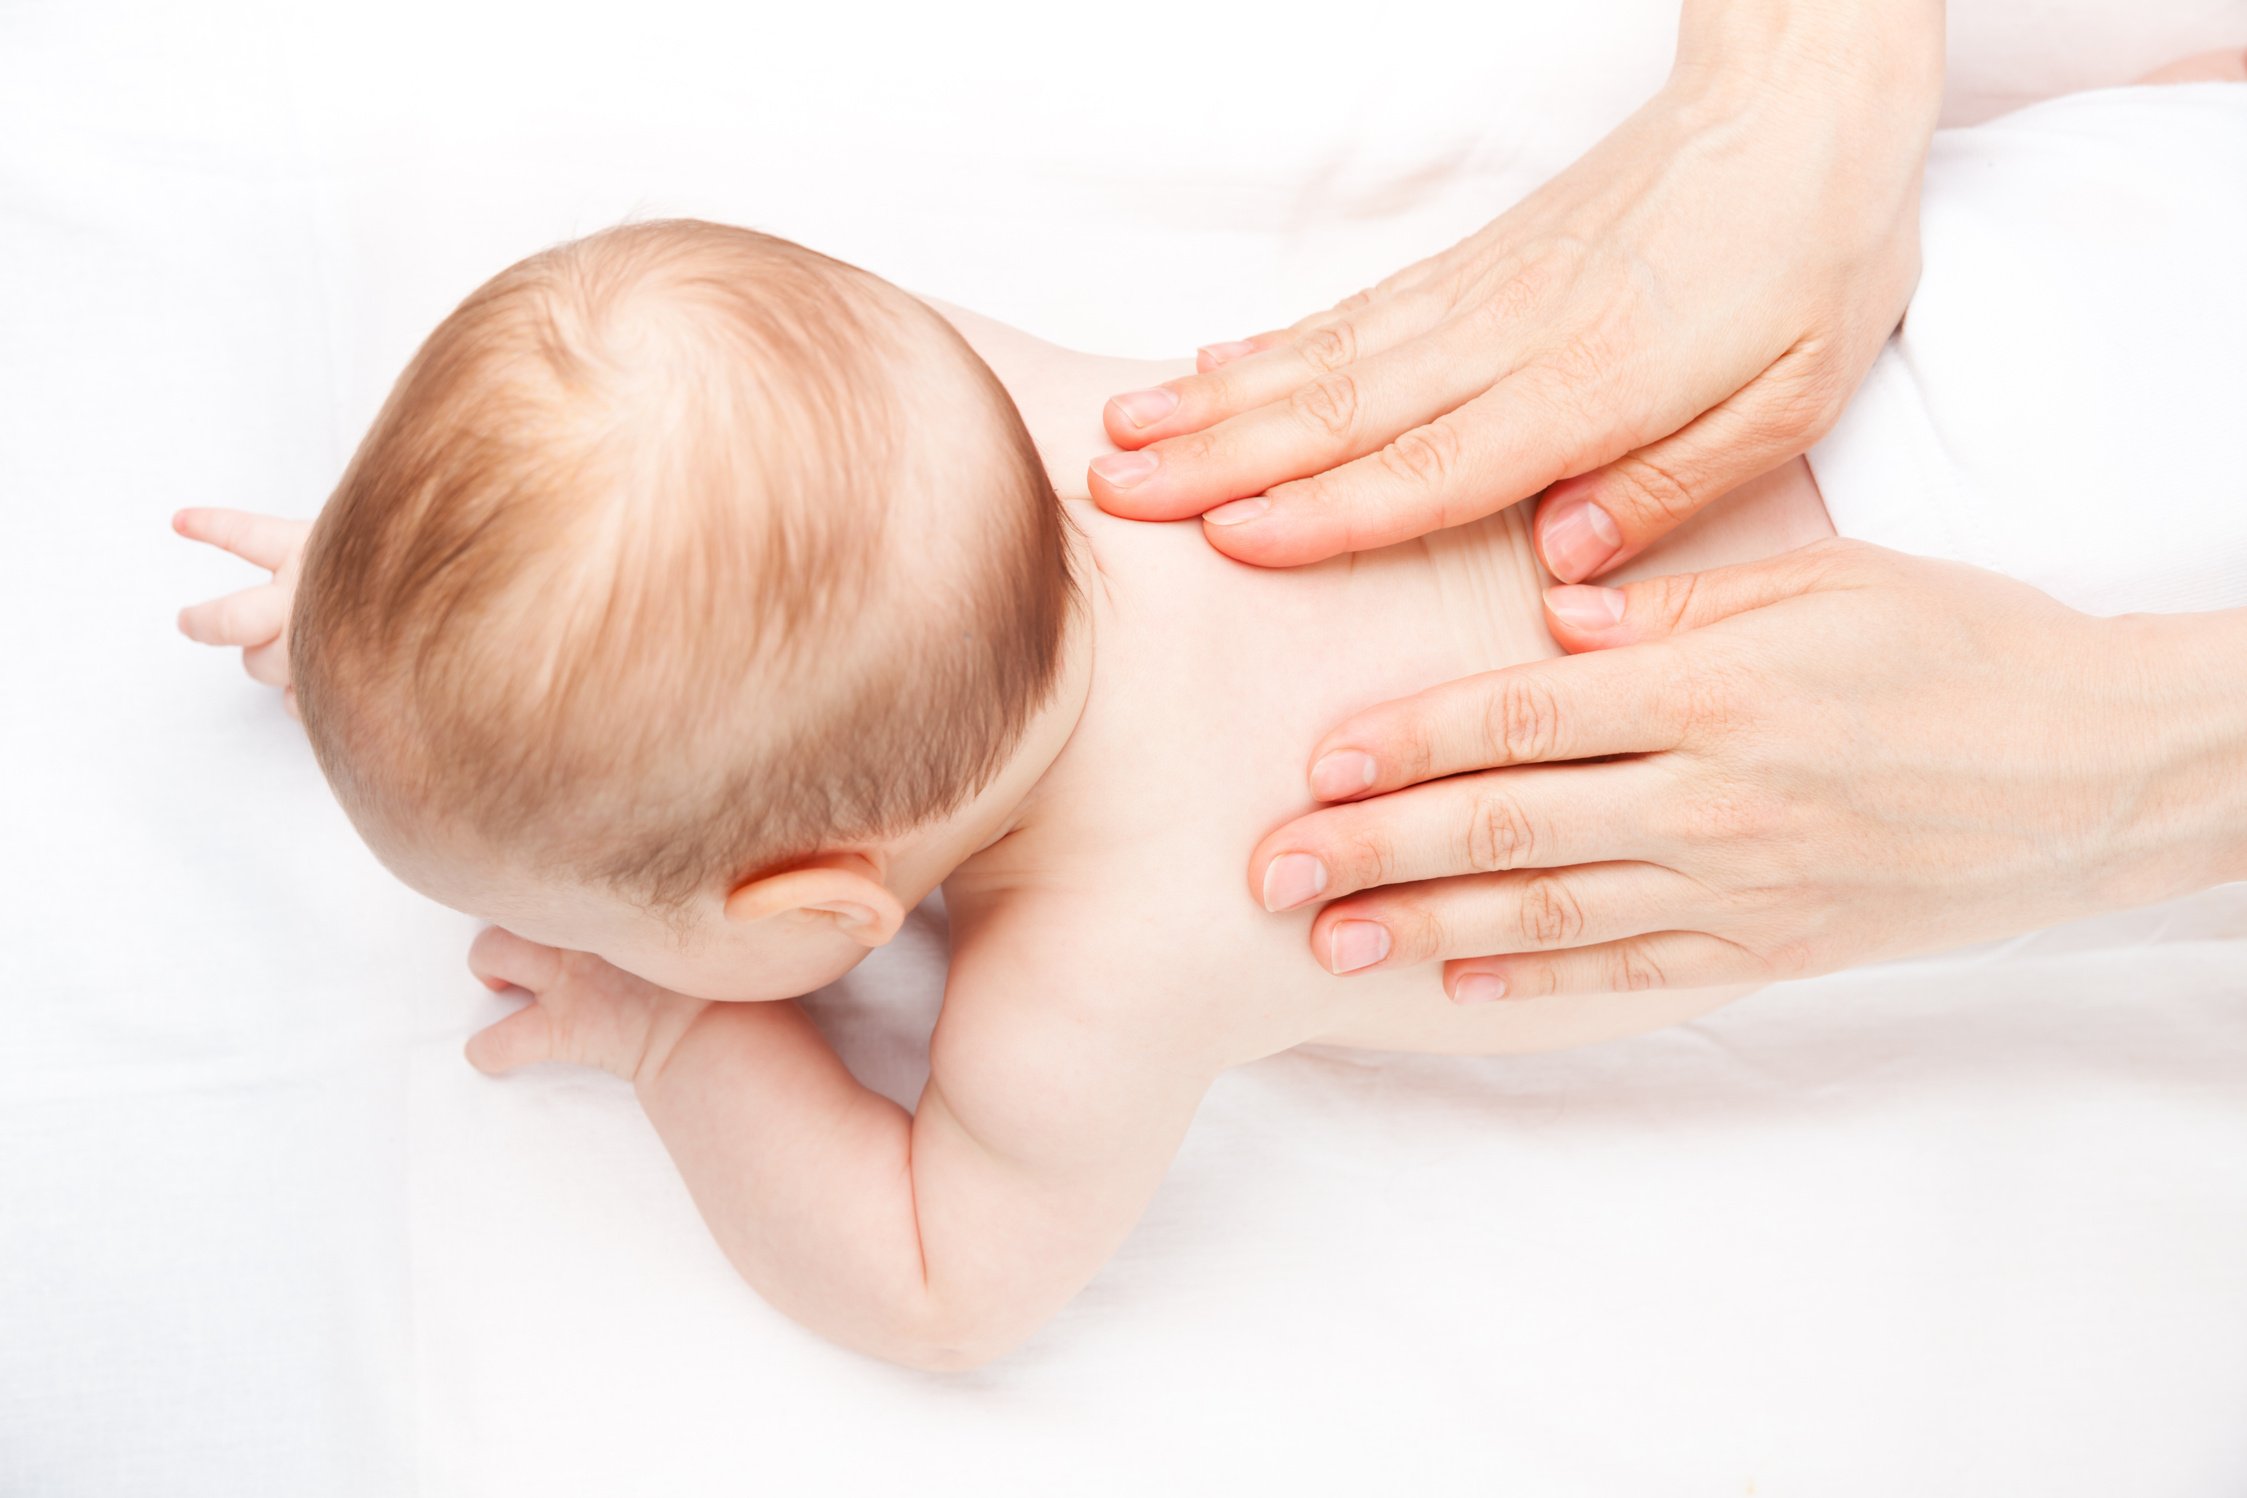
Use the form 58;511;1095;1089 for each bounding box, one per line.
943;887;1153;1014
940;884;1227;1045
922;891;1231;1146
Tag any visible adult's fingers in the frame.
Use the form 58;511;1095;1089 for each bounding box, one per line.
1533;346;1849;582
1098;287;1453;455
1540;539;1882;652
1190;367;1617;567
1195;331;1287;372
467;925;563;995
172;507;306;571
1304;861;1706;975
1252;761;1675;913
1088;321;1503;522
1300;643;1697;804
1214;244;1457;363
1441;930;1774;1002
178;583;285;648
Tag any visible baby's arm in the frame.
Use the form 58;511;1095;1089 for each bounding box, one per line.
651;992;1206;1369
465;929;1211;1371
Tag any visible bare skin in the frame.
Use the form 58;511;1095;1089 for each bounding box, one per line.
1242;47;2247;998
170;52;2241;1374
1085;0;1943;578
178;311;1833;1371
951;311;1833;1065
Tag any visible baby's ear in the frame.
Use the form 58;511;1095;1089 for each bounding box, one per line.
723;853;905;949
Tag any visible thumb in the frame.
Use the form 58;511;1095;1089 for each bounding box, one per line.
1536;355;1844;583
1542;542;1865;652
464;1001;555;1076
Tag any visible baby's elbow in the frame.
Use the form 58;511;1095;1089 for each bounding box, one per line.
887;1339;1003;1375
872;1303;1034;1374
729;1254;1035;1372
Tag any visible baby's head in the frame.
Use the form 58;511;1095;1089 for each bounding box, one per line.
291;219;1077;999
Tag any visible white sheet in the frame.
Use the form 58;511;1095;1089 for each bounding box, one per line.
5;2;2245;1494
1811;85;2247;615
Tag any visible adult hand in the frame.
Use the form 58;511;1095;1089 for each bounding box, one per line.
1089;0;1941;581
1249;542;2247;998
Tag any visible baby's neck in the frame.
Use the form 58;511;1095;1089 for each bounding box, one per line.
868;299;1173;906
879;523;1102;905
921;296;1187;511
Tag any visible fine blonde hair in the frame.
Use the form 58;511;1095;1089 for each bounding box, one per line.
291;219;1076;909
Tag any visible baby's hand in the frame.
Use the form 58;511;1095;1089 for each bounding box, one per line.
464;927;714;1086
174;508;313;715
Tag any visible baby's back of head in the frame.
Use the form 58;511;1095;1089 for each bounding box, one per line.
293;220;1075;911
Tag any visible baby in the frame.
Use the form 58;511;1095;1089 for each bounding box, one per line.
176;60;2246;1370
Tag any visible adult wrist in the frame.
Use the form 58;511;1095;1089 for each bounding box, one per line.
1670;0;1945;116
2100;607;2247;902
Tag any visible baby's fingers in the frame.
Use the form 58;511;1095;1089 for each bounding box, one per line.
241;636;289;688
172;507;309;571
178;583;286;648
468;925;565;995
464;1002;556;1076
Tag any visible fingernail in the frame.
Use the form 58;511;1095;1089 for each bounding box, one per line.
1108;387;1181;429
1453;973;1509;1004
1204;496;1270;526
1261;852;1328;911
1309;750;1377;800
1540;499;1622;584
1328;920;1392;974
1197;339;1258;368
1090;450;1160;489
1544;584;1626;629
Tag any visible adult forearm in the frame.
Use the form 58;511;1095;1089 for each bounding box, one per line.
2121;606;2247;898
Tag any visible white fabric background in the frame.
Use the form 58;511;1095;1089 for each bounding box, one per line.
3;1;2245;1494
1809;86;2247;616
